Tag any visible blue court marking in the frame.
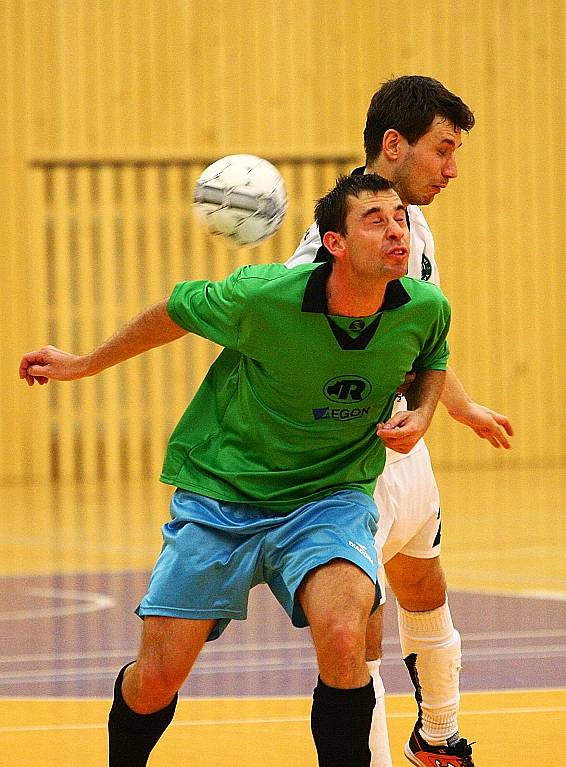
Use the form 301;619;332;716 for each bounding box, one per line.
1;571;565;699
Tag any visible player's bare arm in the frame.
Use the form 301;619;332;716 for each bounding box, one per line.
376;368;446;454
440;367;514;449
19;298;187;386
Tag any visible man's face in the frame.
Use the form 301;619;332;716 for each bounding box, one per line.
391;116;462;206
341;189;410;281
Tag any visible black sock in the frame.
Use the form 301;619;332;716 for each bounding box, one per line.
108;663;178;767
311;676;375;767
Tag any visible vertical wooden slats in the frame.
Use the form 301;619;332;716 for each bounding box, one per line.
50;169;76;480
120;166;146;480
142;166;169;475
0;0;21;480
95;167;121;479
74;168;99;481
0;0;564;483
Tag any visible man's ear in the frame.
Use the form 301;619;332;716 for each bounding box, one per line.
322;230;346;260
381;129;405;161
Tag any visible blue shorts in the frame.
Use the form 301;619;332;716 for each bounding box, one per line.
137;488;380;640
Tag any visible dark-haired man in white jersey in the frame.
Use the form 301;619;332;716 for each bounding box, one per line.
288;75;513;767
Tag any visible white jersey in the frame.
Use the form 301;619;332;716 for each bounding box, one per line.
286;204;440;465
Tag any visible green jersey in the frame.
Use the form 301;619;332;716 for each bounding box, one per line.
161;261;450;513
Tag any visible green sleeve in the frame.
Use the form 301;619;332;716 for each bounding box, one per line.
413;296;451;371
167;268;247;350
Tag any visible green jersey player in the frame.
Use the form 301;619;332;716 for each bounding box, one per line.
20;174;450;767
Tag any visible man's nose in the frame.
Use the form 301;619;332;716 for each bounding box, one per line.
443;157;458;179
387;220;405;239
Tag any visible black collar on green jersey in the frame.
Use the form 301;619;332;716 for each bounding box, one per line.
301;259;411;350
302;256;411;313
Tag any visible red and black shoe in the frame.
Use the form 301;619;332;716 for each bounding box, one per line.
404;724;475;767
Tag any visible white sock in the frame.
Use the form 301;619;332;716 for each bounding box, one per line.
367;659;393;767
397;600;461;744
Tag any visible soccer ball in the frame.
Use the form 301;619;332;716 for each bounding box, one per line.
193;154;288;247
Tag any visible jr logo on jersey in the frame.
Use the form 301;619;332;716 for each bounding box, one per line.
312;375;373;421
324;376;372;403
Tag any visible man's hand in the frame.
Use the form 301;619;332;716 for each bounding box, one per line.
449;402;514;449
376;410;429;454
19;346;88;386
381;368;445;452
440;368;514;449
19;298;187;388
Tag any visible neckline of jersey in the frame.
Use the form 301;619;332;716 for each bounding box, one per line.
301;259;411;315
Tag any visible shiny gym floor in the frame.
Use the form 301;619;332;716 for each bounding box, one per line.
1;464;565;766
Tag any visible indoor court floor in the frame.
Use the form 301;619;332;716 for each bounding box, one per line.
1;464;565;766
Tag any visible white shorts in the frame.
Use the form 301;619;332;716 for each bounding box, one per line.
374;442;441;605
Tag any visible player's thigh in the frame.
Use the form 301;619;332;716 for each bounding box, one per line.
297;558;375;630
298;559;375;684
385;553;446;611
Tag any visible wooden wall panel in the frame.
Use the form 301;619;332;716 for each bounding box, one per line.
2;0;565;481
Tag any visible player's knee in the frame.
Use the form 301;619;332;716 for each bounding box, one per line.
405;577;445;608
317;615;366;658
316;619;368;685
127;660;183;712
390;558;447;610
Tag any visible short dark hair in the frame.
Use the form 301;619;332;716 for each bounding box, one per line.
315;173;396;239
364;75;475;165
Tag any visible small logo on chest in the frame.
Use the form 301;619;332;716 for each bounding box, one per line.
323;376;372;403
312;375;373;421
421;252;432;281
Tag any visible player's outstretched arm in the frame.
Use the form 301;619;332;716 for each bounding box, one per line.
19;298;187;386
376;369;446;454
440;367;514;449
